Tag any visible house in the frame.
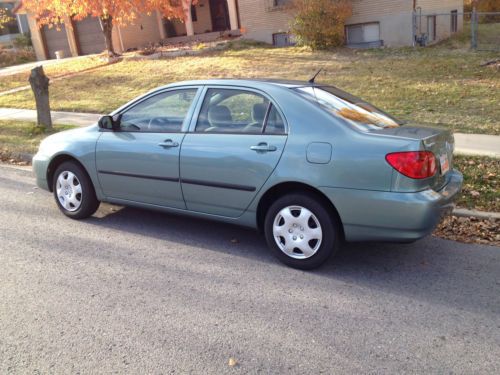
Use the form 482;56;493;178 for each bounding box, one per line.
15;0;464;61
244;0;465;47
0;0;29;46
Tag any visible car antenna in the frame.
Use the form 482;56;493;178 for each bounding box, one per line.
308;68;323;84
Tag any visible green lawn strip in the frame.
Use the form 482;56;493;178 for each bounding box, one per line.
453;155;499;212
0;120;75;161
0;55;109;92
0;45;498;134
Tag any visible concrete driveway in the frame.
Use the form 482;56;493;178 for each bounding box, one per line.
0;165;499;374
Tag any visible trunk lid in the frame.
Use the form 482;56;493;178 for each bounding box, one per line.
370;126;455;191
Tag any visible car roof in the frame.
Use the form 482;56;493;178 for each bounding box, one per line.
157;78;316;91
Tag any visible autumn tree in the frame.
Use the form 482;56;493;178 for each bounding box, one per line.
465;0;500;12
289;0;352;50
22;0;193;56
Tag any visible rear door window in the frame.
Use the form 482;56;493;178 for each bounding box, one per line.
195;88;270;134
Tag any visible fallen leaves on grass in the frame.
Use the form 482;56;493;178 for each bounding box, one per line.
433;216;500;246
453;155;500;212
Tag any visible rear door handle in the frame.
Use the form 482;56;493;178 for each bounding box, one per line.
250;143;277;152
158;139;179;148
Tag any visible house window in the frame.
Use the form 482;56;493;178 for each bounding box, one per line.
451;10;458;33
427;15;436;42
273;0;291;7
273;32;295;47
346;23;380;45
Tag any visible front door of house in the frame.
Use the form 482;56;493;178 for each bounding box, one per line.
210;0;230;31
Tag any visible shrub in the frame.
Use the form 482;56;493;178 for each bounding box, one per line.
0;48;36;68
13;33;33;49
290;0;352;50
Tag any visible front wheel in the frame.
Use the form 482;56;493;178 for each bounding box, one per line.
264;193;340;270
53;161;100;219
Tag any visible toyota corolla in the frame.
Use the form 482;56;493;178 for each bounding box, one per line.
33;79;462;269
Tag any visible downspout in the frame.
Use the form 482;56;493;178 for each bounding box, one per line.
117;26;125;52
412;1;417;47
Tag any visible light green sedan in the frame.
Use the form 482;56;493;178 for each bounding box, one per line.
33;79;462;269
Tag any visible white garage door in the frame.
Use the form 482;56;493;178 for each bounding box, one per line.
43;24;71;59
75;16;106;55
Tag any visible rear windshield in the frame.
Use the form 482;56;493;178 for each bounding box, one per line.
294;86;402;130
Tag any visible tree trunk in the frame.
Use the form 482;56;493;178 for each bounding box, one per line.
99;15;116;56
29;66;52;130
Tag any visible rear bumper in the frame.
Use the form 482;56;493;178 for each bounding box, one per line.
319;170;463;242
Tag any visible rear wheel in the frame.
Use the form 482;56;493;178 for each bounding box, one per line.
264;193;339;269
53;161;100;219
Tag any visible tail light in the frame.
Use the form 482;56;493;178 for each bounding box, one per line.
385;151;437;179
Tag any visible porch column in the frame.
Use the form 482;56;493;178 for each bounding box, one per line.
64;16;80;57
26;13;48;60
183;1;195;36
226;0;239;31
156;11;166;40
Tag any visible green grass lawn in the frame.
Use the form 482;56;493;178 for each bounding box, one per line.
453;155;499;212
0;120;74;162
0;42;498;134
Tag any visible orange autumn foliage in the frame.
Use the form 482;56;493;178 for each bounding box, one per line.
22;0;196;55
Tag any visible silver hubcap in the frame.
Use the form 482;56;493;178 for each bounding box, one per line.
272;205;323;259
56;171;82;212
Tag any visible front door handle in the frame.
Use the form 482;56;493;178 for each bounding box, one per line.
158;139;179;148
250;142;277;152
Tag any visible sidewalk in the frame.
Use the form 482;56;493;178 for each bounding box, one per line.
0;108;102;127
0;107;498;157
453;133;500;158
0;54;98;77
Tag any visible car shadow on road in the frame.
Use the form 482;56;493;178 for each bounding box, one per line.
86;204;500;316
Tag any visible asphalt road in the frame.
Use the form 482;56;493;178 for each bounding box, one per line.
1;165;499;374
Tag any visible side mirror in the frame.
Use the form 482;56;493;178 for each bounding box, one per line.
98;115;114;130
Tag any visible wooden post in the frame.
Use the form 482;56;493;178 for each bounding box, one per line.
29;66;52;129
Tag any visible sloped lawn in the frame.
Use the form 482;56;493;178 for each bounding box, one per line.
0;43;498;134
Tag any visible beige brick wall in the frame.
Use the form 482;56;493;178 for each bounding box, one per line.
415;0;464;43
193;0;213;34
347;0;413;46
238;1;292;44
167;1;213;37
116;12;162;51
415;0;464;13
239;0;464;47
238;0;414;45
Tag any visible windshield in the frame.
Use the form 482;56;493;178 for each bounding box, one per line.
295;86;402;130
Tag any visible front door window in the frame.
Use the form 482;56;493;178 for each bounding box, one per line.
120;89;198;133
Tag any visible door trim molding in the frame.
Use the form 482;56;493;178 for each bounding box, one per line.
182;178;256;192
98;170;179;182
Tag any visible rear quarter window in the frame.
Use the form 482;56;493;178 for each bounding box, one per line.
295;86;401;131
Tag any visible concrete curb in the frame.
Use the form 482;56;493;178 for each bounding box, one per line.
452;208;500;220
1;163;498;221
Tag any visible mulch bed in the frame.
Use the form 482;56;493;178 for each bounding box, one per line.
433;215;500;246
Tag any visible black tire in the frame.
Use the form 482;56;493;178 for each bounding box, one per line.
52;161;100;219
264;193;340;270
